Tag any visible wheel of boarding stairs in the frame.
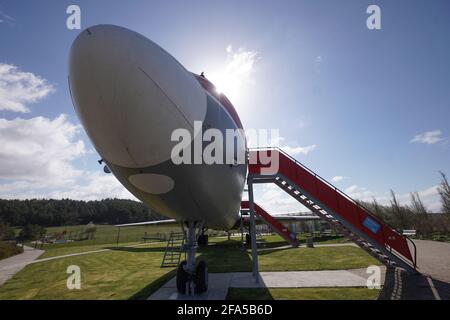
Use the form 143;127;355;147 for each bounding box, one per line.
195;260;208;294
176;260;188;294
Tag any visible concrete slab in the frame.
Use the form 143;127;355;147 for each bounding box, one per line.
148;268;379;300
0;246;44;286
413;240;450;283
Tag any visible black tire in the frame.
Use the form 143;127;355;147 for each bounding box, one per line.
195;261;208;294
245;233;251;245
176;260;188;294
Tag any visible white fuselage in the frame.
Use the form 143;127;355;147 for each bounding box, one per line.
69;25;247;230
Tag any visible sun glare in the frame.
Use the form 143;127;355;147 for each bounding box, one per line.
208;45;259;104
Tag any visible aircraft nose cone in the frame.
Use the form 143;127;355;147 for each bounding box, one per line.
69;25;206;168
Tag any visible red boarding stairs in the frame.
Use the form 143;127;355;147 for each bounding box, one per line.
246;148;418;273
241;200;299;247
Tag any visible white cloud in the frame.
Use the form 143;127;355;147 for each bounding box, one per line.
269;136;317;155
48;172;137;201
282;144;316;155
0;114;136;201
0;10;14;25
390;185;441;212
331;176;346;183
244;184;309;214
0;172;137;201
0;115;85;185
245;134;316;156
209;45;259;103
346;183;442;213
0;63;54;112
411;129;445;145
344;185;376;201
0;62;134;201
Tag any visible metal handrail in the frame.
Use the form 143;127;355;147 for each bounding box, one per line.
248;146;417;268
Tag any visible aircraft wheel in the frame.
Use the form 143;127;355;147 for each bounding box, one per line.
176;260;188;294
195;261;208;294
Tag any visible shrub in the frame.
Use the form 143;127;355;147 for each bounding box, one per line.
0;222;16;241
0;241;24;260
17;224;46;242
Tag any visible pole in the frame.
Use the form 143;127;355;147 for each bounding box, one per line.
240;210;244;246
116;227;121;247
248;176;259;283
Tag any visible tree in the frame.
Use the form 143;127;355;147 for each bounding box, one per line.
409;192;432;236
0;222;15;241
438;171;450;214
0;198;165;227
17;224;46;242
409;192;427;215
370;197;388;221
390;190;412;232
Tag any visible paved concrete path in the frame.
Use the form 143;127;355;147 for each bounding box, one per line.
149;268;385;300
0;246;44;286
378;240;450;300
414;240;450;283
29;241;162;264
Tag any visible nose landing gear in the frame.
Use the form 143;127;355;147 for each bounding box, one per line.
176;221;209;295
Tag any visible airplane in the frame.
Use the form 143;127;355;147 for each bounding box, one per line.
68;24;417;296
68;24;319;295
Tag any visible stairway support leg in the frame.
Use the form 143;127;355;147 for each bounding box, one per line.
248;177;260;283
240;212;244;246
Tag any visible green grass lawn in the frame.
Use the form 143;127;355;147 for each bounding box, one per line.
30;223;348;258
31;224;181;250
0;242;171;300
0;235;379;300
226;288;380;300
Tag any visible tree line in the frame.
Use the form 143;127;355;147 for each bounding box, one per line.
0;198;165;227
0;172;449;241
358;172;450;240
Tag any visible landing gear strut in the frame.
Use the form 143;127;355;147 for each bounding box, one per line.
176;221;208;295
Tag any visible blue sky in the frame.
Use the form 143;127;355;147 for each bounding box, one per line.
0;0;449;212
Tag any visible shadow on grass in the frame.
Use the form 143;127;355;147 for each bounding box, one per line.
106;246;166;253
257;247;293;256
128;269;177;300
127;239;253;299
197;240;253;273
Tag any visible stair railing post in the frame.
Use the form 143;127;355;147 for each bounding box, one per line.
248;176;260;283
